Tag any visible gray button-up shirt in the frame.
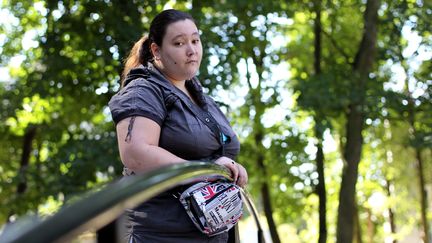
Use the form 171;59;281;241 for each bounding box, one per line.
109;64;240;161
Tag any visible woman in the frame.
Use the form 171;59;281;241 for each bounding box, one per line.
108;9;248;243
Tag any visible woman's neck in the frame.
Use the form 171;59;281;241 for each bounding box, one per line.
153;63;196;104
169;79;186;91
154;63;186;89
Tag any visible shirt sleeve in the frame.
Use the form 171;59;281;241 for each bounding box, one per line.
108;79;166;126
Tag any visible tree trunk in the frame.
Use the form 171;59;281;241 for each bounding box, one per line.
246;35;281;243
337;103;363;243
353;203;363;243
18;125;37;194
385;178;397;243
314;81;328;240
336;0;380;242
316;127;327;243
415;147;430;243
366;208;374;243
405;63;430;243
313;1;327;242
256;139;281;243
7;125;37;222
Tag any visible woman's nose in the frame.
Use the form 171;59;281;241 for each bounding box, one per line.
186;43;196;56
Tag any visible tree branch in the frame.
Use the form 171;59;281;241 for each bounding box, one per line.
322;29;353;65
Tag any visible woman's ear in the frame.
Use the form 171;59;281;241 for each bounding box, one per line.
150;43;160;60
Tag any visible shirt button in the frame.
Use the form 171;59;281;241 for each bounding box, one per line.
205;118;210;122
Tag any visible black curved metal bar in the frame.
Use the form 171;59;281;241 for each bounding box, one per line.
1;161;265;243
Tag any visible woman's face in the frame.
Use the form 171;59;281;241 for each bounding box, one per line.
152;19;203;82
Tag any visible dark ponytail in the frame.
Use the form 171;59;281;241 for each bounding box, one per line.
121;36;152;87
121;9;196;88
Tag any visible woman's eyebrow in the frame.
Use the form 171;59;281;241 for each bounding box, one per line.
172;32;200;40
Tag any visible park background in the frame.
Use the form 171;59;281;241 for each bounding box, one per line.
0;0;431;242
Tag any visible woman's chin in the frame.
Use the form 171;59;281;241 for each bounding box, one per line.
184;72;198;80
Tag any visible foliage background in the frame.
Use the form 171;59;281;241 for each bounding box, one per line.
0;0;430;242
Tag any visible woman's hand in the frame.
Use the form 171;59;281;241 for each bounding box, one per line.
214;156;248;188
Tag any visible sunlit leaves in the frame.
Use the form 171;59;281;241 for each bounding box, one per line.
6;95;61;135
0;1;430;241
0;0;157;222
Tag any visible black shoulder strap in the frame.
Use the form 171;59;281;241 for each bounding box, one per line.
167;92;226;157
187;103;225;156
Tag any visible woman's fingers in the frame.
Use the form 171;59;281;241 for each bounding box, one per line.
229;160;239;183
214;157;248;187
236;164;248;188
215;157;237;182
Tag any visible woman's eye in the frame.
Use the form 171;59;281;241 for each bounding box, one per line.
192;39;200;44
174;42;184;46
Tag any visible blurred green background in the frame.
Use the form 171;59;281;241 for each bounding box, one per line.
0;0;431;242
